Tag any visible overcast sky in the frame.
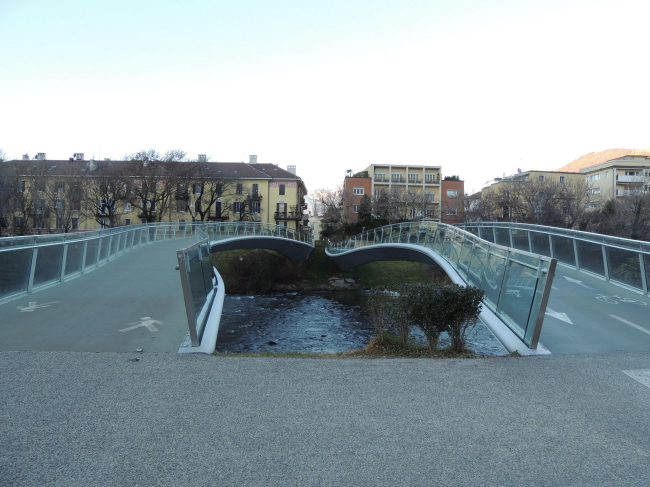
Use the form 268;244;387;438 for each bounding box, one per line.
1;0;649;194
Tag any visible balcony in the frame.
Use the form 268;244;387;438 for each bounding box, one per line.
209;212;229;221
616;189;644;197
275;205;302;221
374;176;388;183
250;191;262;201
616;175;645;184
424;176;441;184
407;178;421;184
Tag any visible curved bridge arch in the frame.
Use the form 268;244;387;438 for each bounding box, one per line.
326;222;557;355
209;236;313;264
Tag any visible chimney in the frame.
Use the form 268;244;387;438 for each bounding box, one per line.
249;155;257;164
74;153;84;161
198;154;207;162
36;153;46;160
22;154;29;160
287;165;296;174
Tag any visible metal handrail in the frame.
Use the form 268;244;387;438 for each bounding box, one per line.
326;221;557;350
460;222;649;295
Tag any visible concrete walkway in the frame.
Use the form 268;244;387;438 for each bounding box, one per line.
1;350;649;486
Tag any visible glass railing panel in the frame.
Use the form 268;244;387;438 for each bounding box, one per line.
551;234;575;266
457;237;474;279
524;261;550;347
495;227;511;247
576;240;605;276
119;232;127;252
607;247;643;290
530;231;551;257
148;226;157;242
0;248;33;299
497;259;538;340
64;241;85;277
479;226;495;243
511;230;530;252
33;245;64;288
109;235;118;256
98;236;110;262
481;247;508;309
645;254;650;293
466;243;487;288
85;238;100;268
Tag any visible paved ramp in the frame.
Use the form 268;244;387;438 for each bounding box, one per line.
0;238;194;352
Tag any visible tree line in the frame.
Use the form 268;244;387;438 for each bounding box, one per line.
0;149;260;236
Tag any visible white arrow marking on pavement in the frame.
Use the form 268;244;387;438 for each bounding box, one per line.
551;285;560;291
563;276;593;289
17;301;59;312
119;317;163;333
623;370;650;389
545;308;573;324
610;315;650;336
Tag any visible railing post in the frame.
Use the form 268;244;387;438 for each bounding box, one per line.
573;239;580;271
639;253;647;295
27;247;38;293
60;244;68;282
601;246;610;282
548;234;554;258
495;252;512;316
81;240;88;273
526;230;532;253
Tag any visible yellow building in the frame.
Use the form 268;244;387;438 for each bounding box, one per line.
1;156;308;235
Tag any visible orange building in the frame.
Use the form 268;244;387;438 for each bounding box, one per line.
343;173;372;222
441;178;464;224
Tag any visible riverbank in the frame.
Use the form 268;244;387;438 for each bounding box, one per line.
212;242;450;293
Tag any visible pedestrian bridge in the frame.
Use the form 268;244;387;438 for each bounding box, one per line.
325;222;557;355
0;222;314;353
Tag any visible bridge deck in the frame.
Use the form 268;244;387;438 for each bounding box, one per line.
0;238;194;352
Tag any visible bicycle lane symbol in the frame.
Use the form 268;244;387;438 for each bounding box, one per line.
596;295;647;305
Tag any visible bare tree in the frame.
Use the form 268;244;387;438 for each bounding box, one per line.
179;162;239;222
594;193;650;241
84;161;125;228
45;166;87;233
123;149;188;223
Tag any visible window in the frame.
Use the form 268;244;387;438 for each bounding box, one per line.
252;183;259;196
124;218;131;225
279;184;285;195
424;189;436;199
391;173;403;182
353;205;359;213
534;206;542;215
425;173;436;182
35;198;44;214
13;216;24;227
56;217;63;229
538;175;545;182
446;207;458;216
99;218;107;229
215;183;223;194
73;200;81;211
123;203;132;213
236;183;243;195
251;202;260;214
586;174;601;182
54;199;63;209
56;181;65;193
408;173;419;182
176;201;186;212
233;201;242;213
446;190;458;198
605;172;609;178
375;189;385;198
559;176;566;183
375;172;386;181
625;171;640;176
195;200;202;213
17;181;26;193
178;219;185;231
71;218;78;230
353;187;364;195
193;183;202;194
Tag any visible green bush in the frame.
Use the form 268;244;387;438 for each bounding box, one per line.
366;283;485;352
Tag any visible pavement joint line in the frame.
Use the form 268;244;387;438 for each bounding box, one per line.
610;315;650;336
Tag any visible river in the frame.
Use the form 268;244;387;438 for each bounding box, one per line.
215;291;508;356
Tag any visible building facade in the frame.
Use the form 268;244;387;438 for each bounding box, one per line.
0;156;309;236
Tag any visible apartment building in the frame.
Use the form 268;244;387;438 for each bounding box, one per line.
1;155;308;235
440;178;465;224
555;149;650;201
363;164;442;221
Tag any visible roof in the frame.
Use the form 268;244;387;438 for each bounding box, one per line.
555;149;650;173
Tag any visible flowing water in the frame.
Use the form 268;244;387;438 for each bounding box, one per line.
215;291;508;356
